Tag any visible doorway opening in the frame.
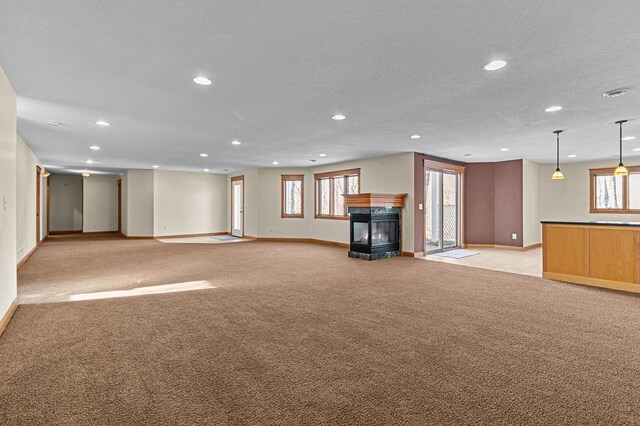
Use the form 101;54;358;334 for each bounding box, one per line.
231;176;244;237
36;166;42;244
425;167;463;254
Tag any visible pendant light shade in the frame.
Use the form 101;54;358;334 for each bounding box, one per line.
615;165;629;176
614;120;629;176
551;130;565;180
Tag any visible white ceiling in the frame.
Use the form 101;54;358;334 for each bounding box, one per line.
1;0;640;174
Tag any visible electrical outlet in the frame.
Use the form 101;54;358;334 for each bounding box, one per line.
512;233;517;240
418;203;423;210
2;196;7;211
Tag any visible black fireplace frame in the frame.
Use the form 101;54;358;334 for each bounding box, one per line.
348;207;401;260
350;213;400;255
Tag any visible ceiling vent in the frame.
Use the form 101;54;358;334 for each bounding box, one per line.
603;88;630;98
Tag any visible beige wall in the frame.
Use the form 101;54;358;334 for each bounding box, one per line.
256;167;310;238
522;160;541;246
153;171;227;236
49;174;83;232
0;66;17;319
16;134;42;262
83;175;119;232
229;153;415;251
124;169;154;237
539;159;640;223
310;153;415;250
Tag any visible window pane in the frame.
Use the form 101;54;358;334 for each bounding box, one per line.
595;175;623;209
372;221;396;244
352;222;368;244
629;173;640;210
318;179;330;215
346;175;359;194
333;177;344;216
284;179;302;215
233;183;242;229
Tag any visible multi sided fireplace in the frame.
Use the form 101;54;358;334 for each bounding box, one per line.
344;193;407;260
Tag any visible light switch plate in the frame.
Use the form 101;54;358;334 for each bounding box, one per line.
418;203;423;210
512;233;517;240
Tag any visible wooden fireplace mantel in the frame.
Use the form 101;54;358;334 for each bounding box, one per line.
344;193;408;208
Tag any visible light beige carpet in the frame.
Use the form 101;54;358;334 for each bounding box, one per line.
2;235;640;424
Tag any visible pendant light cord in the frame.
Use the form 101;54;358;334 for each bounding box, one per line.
556;132;560;169
620;121;623;164
553;130;563;170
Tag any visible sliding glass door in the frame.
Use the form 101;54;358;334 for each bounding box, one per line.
425;168;461;254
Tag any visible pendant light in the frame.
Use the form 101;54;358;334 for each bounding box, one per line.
614;120;629;176
551;130;565;180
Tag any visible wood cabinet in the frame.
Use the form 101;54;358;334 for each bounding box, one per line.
542;222;640;294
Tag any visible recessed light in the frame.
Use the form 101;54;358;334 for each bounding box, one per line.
47;120;62;126
200;153;208;157
483;60;507;71
319;153;327;157
89;145;100;151
193;76;212;86
152;165;159;168
603;88;629;98
622;136;636;141
96;120;111;126
223;168;229;172
81;172;91;177
568;154;577;158
204;168;209;172
463;154;472;157
86;160;95;164
634;148;640;152
499;148;509;152
332;114;346;121
544;106;563;112
272;161;279;165
410;135;421;139
231;140;241;145
309;159;316;163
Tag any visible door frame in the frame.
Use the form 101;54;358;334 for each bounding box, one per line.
424;159;465;254
117;178;122;234
231;175;244;237
46;174;50;238
36;166;42;245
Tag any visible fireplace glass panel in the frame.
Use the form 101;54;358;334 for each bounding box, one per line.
372;221;396;245
352;222;369;244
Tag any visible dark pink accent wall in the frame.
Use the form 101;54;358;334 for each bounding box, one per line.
464;160;523;247
464;163;495;244
493;160;523;246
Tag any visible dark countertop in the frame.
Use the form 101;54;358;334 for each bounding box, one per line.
541;221;640;227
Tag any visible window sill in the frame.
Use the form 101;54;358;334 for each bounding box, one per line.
281;214;304;219
314;215;350;220
590;209;640;214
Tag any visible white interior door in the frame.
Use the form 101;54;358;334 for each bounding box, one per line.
232;179;244;237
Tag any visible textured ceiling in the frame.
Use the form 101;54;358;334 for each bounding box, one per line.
1;0;640;174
